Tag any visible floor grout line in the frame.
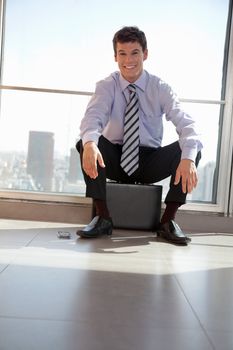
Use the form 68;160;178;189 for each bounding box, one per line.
0;264;11;275
172;272;217;350
24;232;41;247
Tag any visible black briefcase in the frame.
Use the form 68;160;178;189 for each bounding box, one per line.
106;182;162;230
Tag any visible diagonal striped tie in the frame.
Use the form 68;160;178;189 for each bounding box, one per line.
120;84;140;176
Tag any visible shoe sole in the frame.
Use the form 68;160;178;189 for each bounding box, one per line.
156;231;191;245
77;228;112;238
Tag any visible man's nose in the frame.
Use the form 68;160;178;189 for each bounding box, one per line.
125;55;133;63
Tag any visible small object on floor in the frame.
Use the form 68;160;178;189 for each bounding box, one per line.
57;231;71;239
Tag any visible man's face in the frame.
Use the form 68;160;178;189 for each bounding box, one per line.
115;41;148;83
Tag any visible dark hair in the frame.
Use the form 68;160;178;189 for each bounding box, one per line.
112;26;147;55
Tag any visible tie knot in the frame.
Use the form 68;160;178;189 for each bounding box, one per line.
128;84;136;93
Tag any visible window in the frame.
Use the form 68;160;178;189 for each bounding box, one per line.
0;0;231;210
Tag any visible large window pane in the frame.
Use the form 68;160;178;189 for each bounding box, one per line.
0;90;220;202
3;0;229;99
0;90;89;194
0;0;230;204
183;102;220;202
161;102;221;202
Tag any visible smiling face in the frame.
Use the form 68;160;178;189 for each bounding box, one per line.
114;41;148;83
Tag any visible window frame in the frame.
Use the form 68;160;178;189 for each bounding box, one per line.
0;0;232;216
217;2;233;216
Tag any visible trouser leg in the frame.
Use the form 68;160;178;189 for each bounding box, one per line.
137;141;201;204
76;136;132;200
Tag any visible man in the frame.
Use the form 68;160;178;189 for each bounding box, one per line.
76;26;202;245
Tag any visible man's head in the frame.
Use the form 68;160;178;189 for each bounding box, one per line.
112;26;147;56
113;26;148;83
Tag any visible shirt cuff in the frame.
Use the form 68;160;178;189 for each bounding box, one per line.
82;134;100;146
181;147;198;162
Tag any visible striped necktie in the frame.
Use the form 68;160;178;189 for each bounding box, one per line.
120;84;140;176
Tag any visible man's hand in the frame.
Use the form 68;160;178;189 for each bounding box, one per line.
82;141;105;179
174;159;198;193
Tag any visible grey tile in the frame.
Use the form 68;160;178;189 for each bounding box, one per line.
0;228;38;244
28;227;78;243
0;220;78;245
28;228;156;252
1;220;233;350
207;330;233;350
0;265;202;330
174;267;233;332
162;235;233;332
0;244;24;272
0;264;8;273
0;219;77;230
12;231;169;275
0;317;213;350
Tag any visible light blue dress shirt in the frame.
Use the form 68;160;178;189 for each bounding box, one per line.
80;70;202;161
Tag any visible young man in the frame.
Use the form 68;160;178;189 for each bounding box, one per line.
76;26;202;245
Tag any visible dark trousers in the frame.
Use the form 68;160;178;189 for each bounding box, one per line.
77;136;201;204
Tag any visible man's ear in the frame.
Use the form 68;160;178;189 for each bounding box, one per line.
143;49;148;61
114;54;117;62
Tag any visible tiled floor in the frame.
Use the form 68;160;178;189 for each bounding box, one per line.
0;219;233;350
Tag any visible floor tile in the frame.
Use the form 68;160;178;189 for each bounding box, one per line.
0;244;24;272
0;219;78;230
163;235;233;272
174;266;233;332
0;317;213;350
1;220;233;349
0;220;78;245
0;228;38;245
0;265;8;273
0;263;202;331
20;232;169;275
207;330;233;350
161;235;233;333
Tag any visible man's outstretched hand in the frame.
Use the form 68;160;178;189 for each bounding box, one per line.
82;141;105;179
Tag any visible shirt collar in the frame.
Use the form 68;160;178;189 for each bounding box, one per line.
119;70;147;92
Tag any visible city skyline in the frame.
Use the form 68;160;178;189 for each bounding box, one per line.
0;129;215;202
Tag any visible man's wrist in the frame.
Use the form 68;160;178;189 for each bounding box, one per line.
84;141;96;148
181;158;194;163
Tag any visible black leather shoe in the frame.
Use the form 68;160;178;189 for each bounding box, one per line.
76;216;113;238
156;220;191;245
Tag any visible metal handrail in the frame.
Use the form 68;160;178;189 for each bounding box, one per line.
0;84;226;105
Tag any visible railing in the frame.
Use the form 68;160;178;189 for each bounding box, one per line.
0;84;226;105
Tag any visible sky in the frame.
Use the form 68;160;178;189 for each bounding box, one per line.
0;0;230;165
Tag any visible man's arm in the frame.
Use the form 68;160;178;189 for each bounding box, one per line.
80;77;114;146
159;81;203;163
159;81;202;194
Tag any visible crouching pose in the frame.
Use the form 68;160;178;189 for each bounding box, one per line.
76;26;202;245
